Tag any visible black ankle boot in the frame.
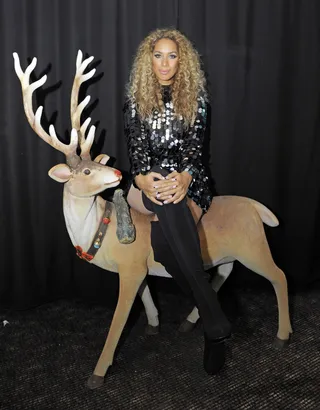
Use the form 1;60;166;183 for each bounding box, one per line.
113;189;136;244
203;334;228;375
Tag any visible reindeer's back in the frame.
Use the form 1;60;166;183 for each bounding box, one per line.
198;196;268;264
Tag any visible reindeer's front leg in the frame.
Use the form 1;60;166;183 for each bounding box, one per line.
87;266;147;389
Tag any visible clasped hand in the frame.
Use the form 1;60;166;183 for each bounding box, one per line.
135;171;192;206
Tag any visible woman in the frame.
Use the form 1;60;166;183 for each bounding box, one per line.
123;28;231;375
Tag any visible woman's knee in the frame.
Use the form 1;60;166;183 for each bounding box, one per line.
150;165;169;178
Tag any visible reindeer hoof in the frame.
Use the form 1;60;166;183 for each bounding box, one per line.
87;374;104;390
179;320;197;333
145;324;159;335
273;336;290;350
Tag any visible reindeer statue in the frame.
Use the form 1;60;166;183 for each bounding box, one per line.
13;51;292;390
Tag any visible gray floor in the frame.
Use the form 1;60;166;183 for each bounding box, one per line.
0;281;319;410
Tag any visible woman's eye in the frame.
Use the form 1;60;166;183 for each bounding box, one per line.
169;54;177;59
83;169;91;175
154;54;161;58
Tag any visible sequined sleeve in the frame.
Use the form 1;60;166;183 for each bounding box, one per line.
179;95;207;179
123;99;151;177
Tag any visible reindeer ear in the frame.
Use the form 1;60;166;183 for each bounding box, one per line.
94;154;110;165
48;164;72;183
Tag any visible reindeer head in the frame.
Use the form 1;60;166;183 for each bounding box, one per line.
13;50;122;197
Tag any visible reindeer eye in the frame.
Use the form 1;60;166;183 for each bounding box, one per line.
83;169;91;175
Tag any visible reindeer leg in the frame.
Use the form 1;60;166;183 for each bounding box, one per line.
138;279;160;335
87;268;146;389
271;269;293;349
179;262;234;332
238;243;293;347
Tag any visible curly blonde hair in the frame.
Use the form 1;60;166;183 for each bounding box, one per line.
126;28;207;126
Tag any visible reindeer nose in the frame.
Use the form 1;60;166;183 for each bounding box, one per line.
114;170;122;178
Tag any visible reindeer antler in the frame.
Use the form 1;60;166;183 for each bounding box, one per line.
13;52;80;167
13;50;97;166
70;50;96;160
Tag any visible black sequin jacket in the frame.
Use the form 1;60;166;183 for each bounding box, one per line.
123;86;214;212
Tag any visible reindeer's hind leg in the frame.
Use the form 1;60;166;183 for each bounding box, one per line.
87;266;147;389
138;279;160;335
237;241;292;347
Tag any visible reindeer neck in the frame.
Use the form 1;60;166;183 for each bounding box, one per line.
62;187;107;251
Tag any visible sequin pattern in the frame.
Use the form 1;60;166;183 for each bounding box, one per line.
123;87;213;212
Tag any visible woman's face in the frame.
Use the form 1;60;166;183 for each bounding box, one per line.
152;38;179;85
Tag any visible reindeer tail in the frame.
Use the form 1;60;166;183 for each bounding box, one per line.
249;199;279;227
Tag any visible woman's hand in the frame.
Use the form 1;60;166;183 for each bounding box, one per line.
134;172;165;205
155;171;192;204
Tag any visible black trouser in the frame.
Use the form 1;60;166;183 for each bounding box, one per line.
142;166;231;340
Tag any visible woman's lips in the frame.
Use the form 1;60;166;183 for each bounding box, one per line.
159;70;170;75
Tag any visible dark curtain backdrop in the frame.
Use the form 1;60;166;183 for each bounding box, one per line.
0;0;319;309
